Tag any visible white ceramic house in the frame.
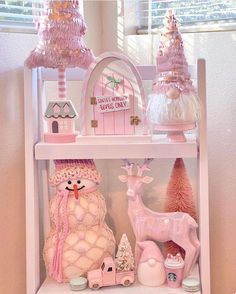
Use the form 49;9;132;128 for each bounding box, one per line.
44;100;78;143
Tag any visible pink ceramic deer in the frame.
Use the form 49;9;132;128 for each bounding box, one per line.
118;159;200;278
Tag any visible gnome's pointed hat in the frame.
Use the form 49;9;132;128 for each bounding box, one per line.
138;241;164;263
153;10;194;95
26;0;94;69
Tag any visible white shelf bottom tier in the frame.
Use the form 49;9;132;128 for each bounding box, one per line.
37;264;200;294
35;134;197;160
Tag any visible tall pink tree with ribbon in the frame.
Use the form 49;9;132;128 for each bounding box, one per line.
26;0;94;100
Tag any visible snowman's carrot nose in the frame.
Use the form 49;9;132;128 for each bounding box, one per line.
73;184;79;199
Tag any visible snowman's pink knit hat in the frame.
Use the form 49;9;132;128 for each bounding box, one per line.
138;241;164;263
49;159;102;186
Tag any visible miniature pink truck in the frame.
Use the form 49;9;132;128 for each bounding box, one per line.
87;257;135;290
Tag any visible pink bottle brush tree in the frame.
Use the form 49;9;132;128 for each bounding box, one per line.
26;0;95;100
164;158;197;258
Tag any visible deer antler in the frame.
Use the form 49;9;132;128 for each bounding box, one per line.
121;159;134;175
137;158;154;177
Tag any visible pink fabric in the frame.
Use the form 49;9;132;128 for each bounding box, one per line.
54;159;96;171
49;189;69;282
50;160;102;186
44;189;116;282
153;80;196;96
153;10;195;95
138;241;164;263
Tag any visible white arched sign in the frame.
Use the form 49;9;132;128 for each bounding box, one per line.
80;52;147;136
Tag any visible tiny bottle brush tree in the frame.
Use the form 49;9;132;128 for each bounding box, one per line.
116;234;134;272
26;0;94;100
164;158;197;258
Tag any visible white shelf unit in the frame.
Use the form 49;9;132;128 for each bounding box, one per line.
24;60;210;294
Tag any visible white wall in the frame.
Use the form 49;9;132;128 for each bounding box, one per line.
100;2;236;294
0;32;37;294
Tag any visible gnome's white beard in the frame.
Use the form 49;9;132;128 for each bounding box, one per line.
138;260;166;287
147;92;200;125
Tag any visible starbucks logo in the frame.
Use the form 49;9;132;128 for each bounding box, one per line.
168;272;177;282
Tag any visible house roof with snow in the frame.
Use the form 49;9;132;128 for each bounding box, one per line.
45;101;78;119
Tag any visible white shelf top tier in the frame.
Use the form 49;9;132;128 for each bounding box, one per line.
35;134;198;160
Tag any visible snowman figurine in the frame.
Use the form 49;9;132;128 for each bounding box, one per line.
137;241;166;287
44;159;115;282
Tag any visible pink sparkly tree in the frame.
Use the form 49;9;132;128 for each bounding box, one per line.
164;158;197;258
26;0;94;100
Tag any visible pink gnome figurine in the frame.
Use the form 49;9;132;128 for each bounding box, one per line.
147;10;200;141
137;241;166;287
44;159;115;282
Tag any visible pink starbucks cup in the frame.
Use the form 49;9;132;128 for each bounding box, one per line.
164;253;184;288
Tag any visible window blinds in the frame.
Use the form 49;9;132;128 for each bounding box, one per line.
137;0;236;31
0;0;44;32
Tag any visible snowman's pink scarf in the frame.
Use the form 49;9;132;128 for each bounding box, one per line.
49;189;69;282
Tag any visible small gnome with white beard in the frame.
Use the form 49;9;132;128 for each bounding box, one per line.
137;241;166;287
147;10;200;142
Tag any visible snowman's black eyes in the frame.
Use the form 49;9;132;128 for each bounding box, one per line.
77;180;81;184
68;180;72;185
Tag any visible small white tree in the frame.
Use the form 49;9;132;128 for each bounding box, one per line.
115;234;134;272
